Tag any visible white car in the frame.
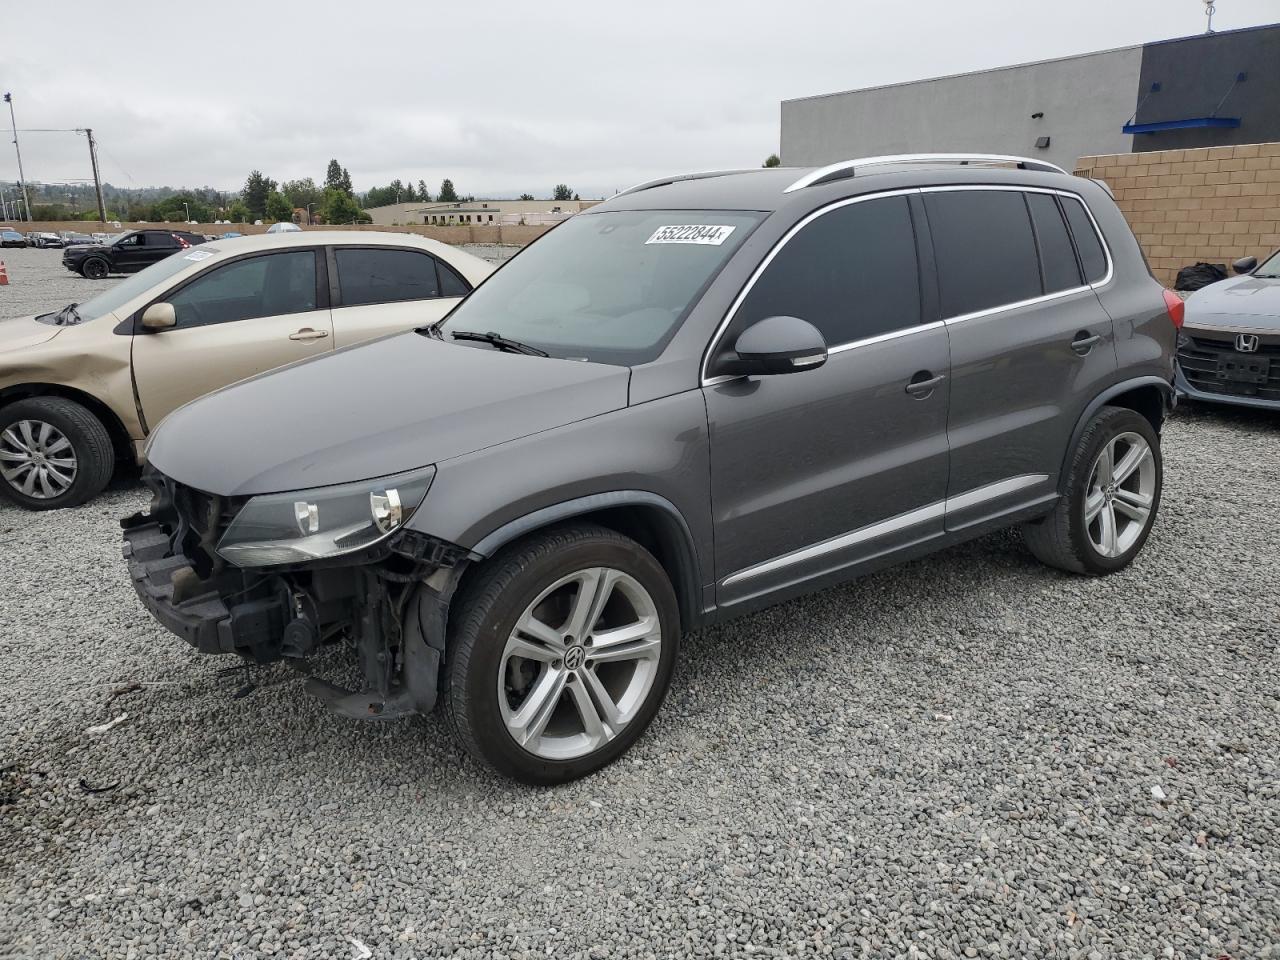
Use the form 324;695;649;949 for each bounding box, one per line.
266;222;302;234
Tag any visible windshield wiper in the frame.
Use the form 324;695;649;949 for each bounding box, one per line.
449;330;548;357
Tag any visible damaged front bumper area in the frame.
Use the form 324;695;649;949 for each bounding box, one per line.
121;472;472;720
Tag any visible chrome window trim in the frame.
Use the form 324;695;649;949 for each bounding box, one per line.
720;473;1049;588
919;184;1115;298
699;187;922;386
700;184;1114;386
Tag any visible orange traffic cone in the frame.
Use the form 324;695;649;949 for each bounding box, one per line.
0;261;8;286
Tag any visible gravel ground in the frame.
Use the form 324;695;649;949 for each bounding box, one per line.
2;250;1279;958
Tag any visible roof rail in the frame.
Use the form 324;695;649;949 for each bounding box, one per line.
782;153;1070;193
614;169;754;198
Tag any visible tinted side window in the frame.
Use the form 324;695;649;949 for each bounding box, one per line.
148;232;177;249
1061;197;1108;284
168;251;317;328
1027;193;1082;293
438;260;470;297
336;248;441;306
735;195;921;346
925;190;1042;317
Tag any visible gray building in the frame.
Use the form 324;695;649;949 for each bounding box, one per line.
781;22;1280;173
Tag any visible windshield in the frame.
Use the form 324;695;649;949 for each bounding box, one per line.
438;209;765;365
74;247;219;322
1255;249;1280;278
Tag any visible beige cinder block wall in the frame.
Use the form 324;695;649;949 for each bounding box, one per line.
1075;143;1280;287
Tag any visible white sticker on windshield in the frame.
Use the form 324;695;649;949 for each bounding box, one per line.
645;224;736;246
184;249;214;261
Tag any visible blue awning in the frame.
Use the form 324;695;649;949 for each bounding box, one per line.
1122;116;1242;135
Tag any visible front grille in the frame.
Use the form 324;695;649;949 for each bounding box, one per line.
143;470;247;578
1177;332;1280;402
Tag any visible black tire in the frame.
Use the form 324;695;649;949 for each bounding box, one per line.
1022;405;1162;575
0;397;116;510
443;523;680;785
81;257;109;280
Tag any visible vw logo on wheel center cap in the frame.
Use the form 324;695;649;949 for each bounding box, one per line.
563;645;586;671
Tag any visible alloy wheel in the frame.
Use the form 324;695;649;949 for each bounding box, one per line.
1084;431;1156;558
0;420;78;500
498;566;663;761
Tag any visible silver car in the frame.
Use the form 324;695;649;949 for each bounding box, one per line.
1176;249;1280;409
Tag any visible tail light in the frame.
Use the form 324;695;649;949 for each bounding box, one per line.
173;233;190;249
1162;289;1185;329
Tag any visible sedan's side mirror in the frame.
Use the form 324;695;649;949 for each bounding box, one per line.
141;302;176;331
1232;256;1258;275
730;315;828;376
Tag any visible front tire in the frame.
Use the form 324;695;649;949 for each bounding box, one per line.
444;523;680;785
81;257;109;279
0;397;116;510
1022;405;1162;575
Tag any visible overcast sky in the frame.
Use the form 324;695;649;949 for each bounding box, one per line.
2;0;1275;199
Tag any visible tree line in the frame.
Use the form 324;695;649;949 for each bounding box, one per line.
8;160;688;225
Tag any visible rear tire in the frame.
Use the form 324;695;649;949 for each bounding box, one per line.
1022;405;1162;575
443;523;680;785
81;258;109;280
0;397;116;510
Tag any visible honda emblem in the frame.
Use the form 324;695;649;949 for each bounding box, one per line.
1236;333;1261;353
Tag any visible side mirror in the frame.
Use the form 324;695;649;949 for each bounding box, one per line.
1232;256;1258;275
730;315;827;376
141;302;176;331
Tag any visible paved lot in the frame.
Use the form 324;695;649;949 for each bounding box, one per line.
2;249;1279;958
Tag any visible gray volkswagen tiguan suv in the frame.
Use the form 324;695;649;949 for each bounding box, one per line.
123;154;1181;784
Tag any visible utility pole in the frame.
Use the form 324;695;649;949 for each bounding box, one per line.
81;127;107;224
3;93;32;222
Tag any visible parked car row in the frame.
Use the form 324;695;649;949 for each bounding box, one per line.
4;230;121;249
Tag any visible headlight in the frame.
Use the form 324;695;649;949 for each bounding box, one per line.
216;466;436;567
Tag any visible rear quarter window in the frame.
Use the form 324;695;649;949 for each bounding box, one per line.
1060;197;1108;284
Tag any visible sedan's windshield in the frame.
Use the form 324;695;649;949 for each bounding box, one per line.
438;209;765;365
73;247;218;322
1255;249;1280;278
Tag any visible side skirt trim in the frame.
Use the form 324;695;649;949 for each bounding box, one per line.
720;473;1048;589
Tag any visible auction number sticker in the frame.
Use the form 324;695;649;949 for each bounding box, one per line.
184;250;214;261
645;224;736;246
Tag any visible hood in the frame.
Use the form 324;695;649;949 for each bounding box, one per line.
1186;275;1280;328
146;332;632;496
0;315;63;352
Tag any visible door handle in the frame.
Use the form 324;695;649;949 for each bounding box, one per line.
289;327;329;341
1071;331;1101;355
904;372;945;397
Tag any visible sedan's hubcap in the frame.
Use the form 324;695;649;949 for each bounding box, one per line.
0;420;77;500
1085;431;1155;558
499;566;663;761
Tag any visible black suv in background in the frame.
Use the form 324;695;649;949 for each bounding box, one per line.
63;229;205;279
124;154;1180;784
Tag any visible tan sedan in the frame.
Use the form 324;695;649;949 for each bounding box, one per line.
0;232;494;509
